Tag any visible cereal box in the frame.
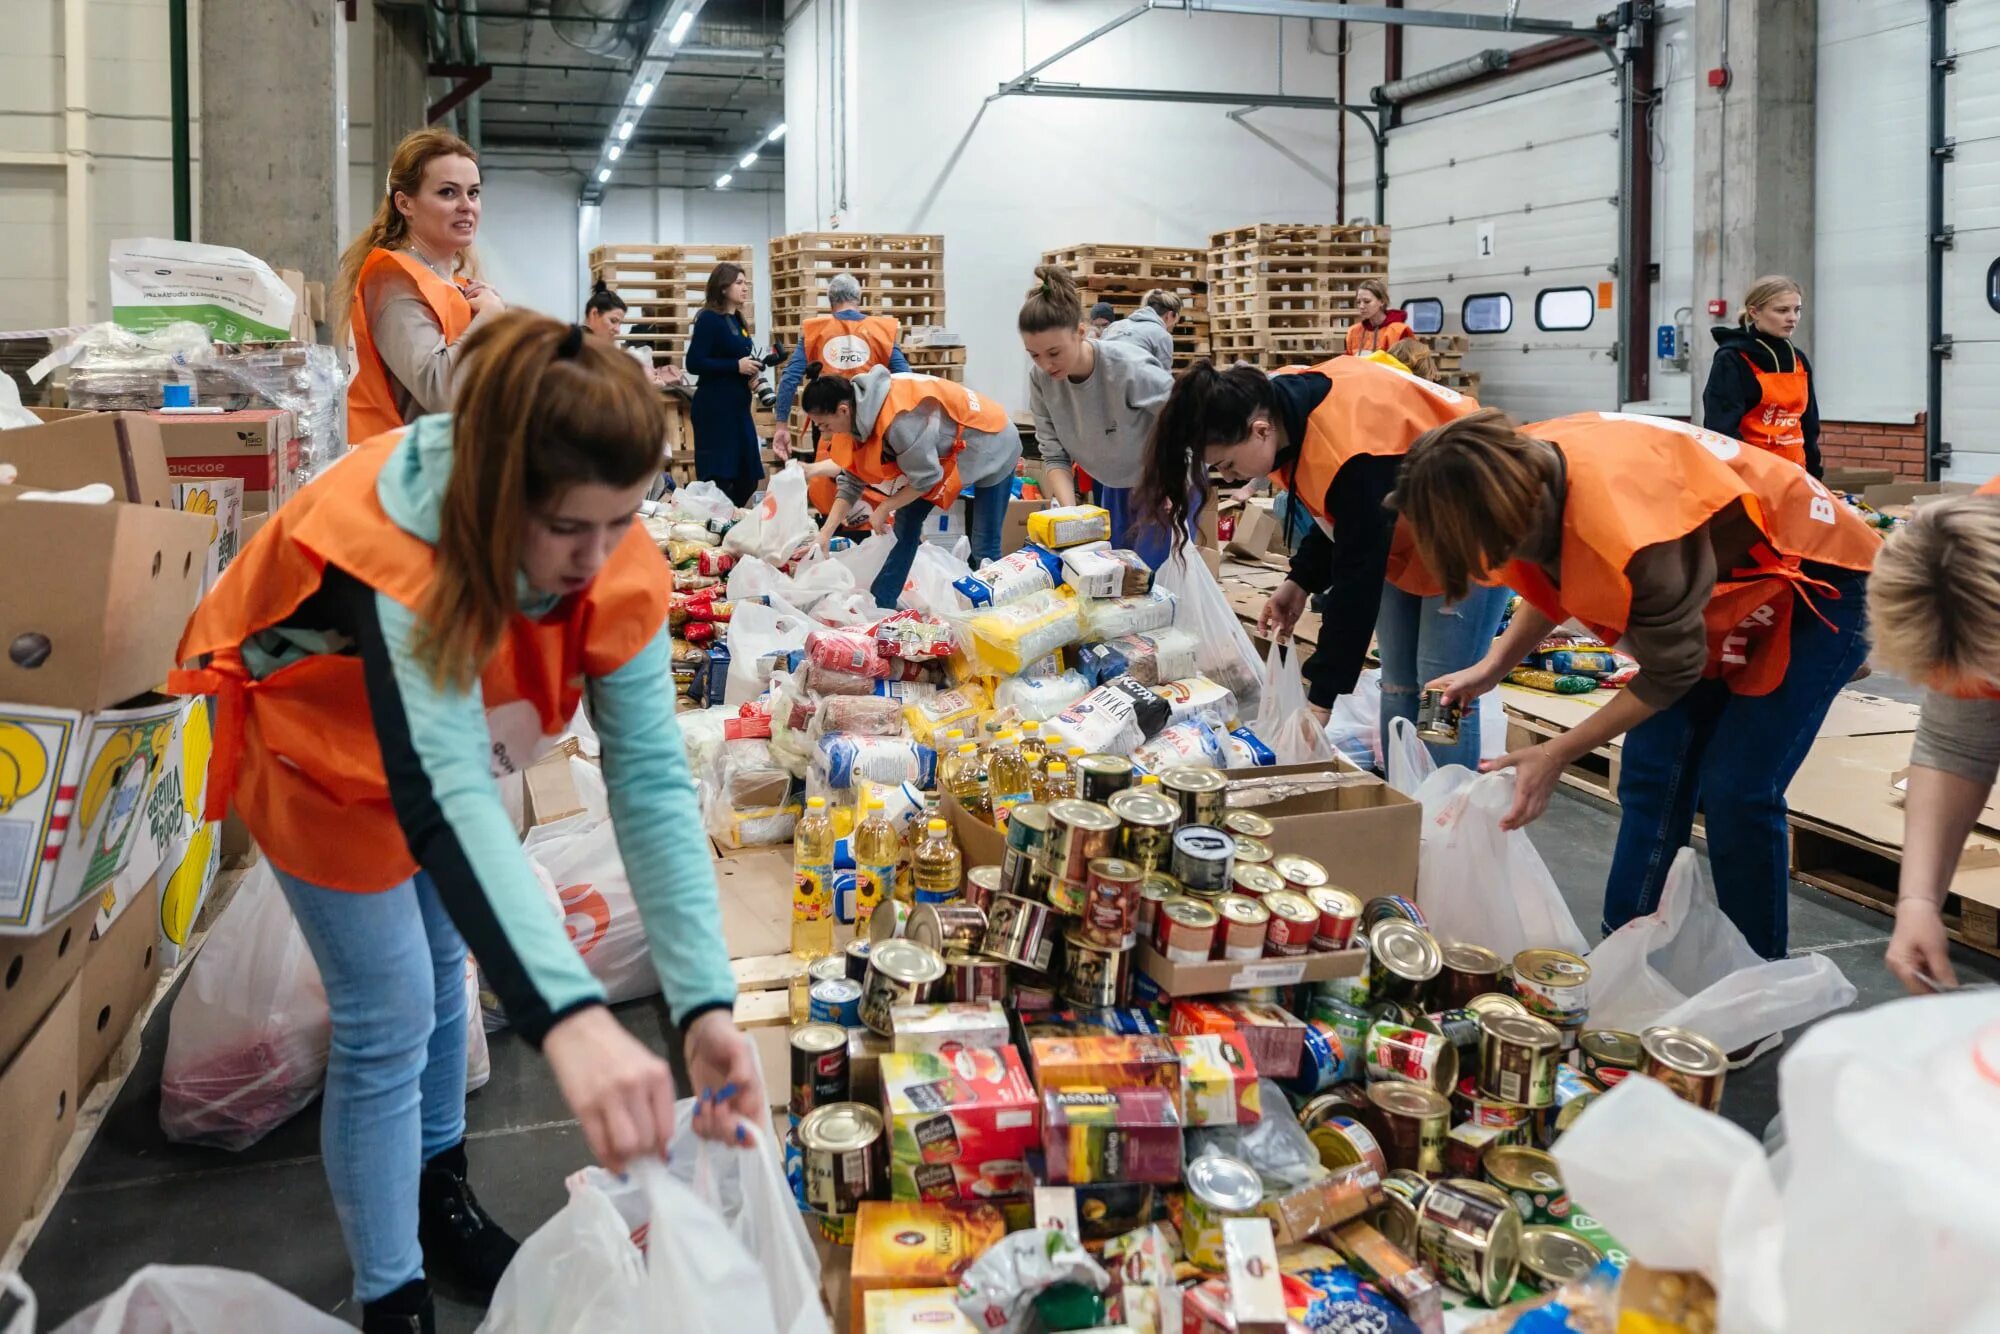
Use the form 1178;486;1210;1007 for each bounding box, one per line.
852;1201;1005;1325
1028;1034;1182;1108
890;1001;1010;1055
1173;1031;1262;1127
861;1287;979;1334
1168;1000;1307;1078
880;1047;1039;1204
1041;1086;1183;1185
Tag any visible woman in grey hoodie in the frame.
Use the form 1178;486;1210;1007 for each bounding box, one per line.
1100;288;1182;372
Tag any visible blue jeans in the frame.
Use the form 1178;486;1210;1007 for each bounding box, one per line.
871;480;1010;608
274;869;469;1304
1603;570;1871;959
1097;482;1203;571
1375;581;1511;771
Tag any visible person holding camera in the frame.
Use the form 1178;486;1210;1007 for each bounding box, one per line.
686;261;765;507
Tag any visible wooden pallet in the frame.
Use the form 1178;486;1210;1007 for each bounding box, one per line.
590;242;753;266
1791;818;2000;955
1209;221;1391;248
771;231;943;255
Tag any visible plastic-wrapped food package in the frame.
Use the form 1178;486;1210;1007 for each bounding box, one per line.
955;1230;1110;1334
954;546;1063;608
1132;718;1227;772
670;522;719;547
804;662;877;695
211;343;349;496
1222;727;1276;769
905;682;991;744
951;590;1082;676
1079;588;1177;640
1074;641;1131;686
1017;651;1066;681
1102;674;1171;737
1142;627;1200;683
705;739;800;848
873;677;939;705
993;670;1093;722
812;694;907;738
1059;544;1155;599
1188;1081;1325;1191
1054;686;1146;755
1156;549;1263;723
806;626;888;677
1026;505;1114;549
874;609;956;661
813;734;937;795
1154;677;1240;730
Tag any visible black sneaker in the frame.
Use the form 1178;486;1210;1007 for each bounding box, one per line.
418;1141;520;1304
361;1277;434;1334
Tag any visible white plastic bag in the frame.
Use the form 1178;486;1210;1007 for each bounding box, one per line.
51;1265;351;1334
670;479;738;526
829;531;898;595
722;463;814;564
1156;548;1262;721
724;595;812;708
463;957;491;1092
662;1118;826;1334
3;1274;34;1334
524;809;661;1005
1409;760;1589;961
1324;670;1383;773
160;862;332;1150
1254;641;1336;766
1585;847;1855;1054
899;539;974;613
1383;714;1435;796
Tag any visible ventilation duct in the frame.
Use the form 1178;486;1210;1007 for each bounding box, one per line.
550;0;640;59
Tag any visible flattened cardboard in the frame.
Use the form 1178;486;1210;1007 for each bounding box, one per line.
523;748;589;827
0;980;81;1246
0;411;173;508
77;875;162;1093
1786;732;2000;870
1135;941;1363;996
0;894;95;1068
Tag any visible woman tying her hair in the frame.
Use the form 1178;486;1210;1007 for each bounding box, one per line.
802;366;1022;610
336;128;504;444
1130;356;1500;769
1402;409;1879;962
582;283;685;387
1703;275;1821;477
169;312;756;1333
1344;279;1413;357
1020;266;1176;564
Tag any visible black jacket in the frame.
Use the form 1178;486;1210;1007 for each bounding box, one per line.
1702;325;1822;478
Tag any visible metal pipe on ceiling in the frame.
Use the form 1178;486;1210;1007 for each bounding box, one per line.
550;0;637;58
459;0;484;148
1161;0;1604;39
1373;48;1508;102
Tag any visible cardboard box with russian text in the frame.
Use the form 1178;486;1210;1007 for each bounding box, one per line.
153;409;300;511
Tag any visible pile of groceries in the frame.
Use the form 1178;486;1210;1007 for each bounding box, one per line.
1494;599;1638;699
780;750;1728;1334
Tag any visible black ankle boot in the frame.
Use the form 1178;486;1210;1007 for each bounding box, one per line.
418;1141;520;1303
361;1277;434;1334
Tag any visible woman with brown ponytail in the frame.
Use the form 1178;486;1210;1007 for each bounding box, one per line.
169;311;756;1332
335;128;507;444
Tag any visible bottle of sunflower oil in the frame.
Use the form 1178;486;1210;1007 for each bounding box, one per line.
1033;760;1075;805
852;796;902;932
791;796;835;960
1017;719;1048;773
988;732;1035;829
911;817;963;904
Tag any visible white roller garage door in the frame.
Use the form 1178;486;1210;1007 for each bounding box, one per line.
1942;2;2000;482
1384;69;1624;421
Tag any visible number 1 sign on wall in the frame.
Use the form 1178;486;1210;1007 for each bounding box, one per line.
1476;222;1496;259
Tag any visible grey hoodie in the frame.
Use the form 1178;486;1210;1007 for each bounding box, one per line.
836;366;1022;504
1100;306;1175;372
1028;336;1174;489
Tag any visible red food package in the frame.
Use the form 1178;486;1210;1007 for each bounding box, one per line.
806;627;888;677
874;609;957;660
683;621;717;646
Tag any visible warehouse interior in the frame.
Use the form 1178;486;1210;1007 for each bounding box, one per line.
4;2;1999;1332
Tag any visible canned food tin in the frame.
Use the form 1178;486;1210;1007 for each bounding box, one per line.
1454;1075;1533;1135
1152;897;1220;964
1180;1154;1264;1271
1416;689;1462;744
1639;1026;1727;1110
999;803;1054;901
1060;931;1133;1009
868;898;911;944
1415;1178;1522;1306
809;955;850;988
1045;800;1120;901
1478;1012;1563;1108
1518;1226;1602;1293
1263;889;1321;957
809;978;864;1027
1377;1170;1431;1255
1215;894;1272;961
1170;825;1235;897
964;865;1002;913
1110;789;1181;873
1483;1144;1569;1225
1465;991;1528;1022
982;894;1058;972
1296;1085;1373;1133
1082;857;1144;949
1285;1018;1353;1098
858;940;946;1036
1231;836;1273;866
1511;949;1592;1023
1530;1064;1603;1149
1577;1028;1644;1088
1367;999;1419;1030
943;950;1008;1004
1076;753;1136;804
1316;931;1371;1008
1364;894;1428;931
1009;967;1059;1015
1222;811;1275;840
1304;885;1362;951
1309;998;1370;1080
1369;919;1443;1003
1308;1113;1389;1180
1367;1082;1451;1177
789;1022;850;1119
1136;873;1176;939
798;1101;885;1217
843;938;874;984
1365;1020;1459;1093
1438;942;1506;1010
1158;765;1228;828
1046;875;1092;917
907;903;988;957
1270;853;1328;897
1230;863;1285;900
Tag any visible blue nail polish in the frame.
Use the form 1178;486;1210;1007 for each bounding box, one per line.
714;1082;739;1102
736;1125;747;1144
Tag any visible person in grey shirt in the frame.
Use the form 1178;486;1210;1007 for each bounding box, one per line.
1019;266;1175;564
1100;288;1183;373
1868;493;2000;993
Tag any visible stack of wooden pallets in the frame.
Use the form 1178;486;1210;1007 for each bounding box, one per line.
589;242;755;370
1038;243;1211;370
1418;332;1480;397
1206;223;1391;368
901;329;967;383
767;232;947;346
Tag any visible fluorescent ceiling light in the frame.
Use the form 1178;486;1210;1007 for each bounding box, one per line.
766;123;787;142
608;145;622;161
716;172;733;188
669;11;694;42
637;82;655;105
739;151;758;168
617;122;634;141
597;168;612;183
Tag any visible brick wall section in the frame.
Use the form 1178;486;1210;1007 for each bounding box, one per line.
1819;415;1927;479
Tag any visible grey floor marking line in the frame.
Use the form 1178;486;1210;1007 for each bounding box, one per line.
1787;934;1893;955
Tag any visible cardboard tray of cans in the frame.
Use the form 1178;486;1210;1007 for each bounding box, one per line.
1133;940;1365;996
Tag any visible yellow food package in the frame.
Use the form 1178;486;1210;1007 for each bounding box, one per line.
905;682;991;744
958;590;1081;676
853;1200;1005;1327
861;1288;978;1334
1027;504;1113;549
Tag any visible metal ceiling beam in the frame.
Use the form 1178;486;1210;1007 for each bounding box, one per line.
1165;0;1607;40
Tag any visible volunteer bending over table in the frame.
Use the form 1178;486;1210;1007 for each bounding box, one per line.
803;365;1022;610
1403;410;1880;960
1869;482;2000;993
171;312;755;1334
1130;355;1500;770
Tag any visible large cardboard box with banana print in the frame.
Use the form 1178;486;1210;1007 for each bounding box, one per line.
97;697;220;966
0;694;184;935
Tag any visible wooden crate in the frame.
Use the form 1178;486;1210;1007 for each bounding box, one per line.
1791;819;2000;954
590;242;757;368
1205;222;1388;370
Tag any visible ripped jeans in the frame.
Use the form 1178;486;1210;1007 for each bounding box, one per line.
1376;581;1510;771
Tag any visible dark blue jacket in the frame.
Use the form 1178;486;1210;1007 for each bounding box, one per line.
687;308;761;480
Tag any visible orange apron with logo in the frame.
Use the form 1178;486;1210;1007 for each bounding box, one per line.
1344;319;1415;357
167;431;669;892
347;248;475;445
1734;349;1809;467
1269;355;1480;596
1497;414;1880;697
829;374;1009;510
803;314;898;376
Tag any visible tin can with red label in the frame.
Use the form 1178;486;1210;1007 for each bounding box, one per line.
1305;885;1362;951
1136;873;1176;940
1152;898;1220;964
1577;1028;1643;1088
1263;889;1321;957
1365;1020;1459;1094
1215;894;1272;961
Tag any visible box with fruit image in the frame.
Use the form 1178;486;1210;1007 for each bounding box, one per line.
95;697;220;965
880;1046;1040;1204
0;695;184;935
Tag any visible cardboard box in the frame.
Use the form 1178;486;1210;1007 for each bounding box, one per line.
1175;1031;1262;1127
0;411;174;508
523;747;589;827
1029;1034;1182;1106
999;498;1043;555
0;489;213;711
880;1046;1040;1204
1823;466;1896;491
1135;940;1364;999
858;1288;979;1334
239;510;271;547
170;477;244;595
94;698;219;966
76;874;162;1093
1168;999;1308;1078
0;979;82;1246
850;1201;1004;1332
1041;1085;1183;1185
0;894;96;1068
0;694;188;935
152;409;299;511
1860;479;1975;510
1223;1218;1289;1334
1260;1162;1382;1245
1225;760;1421;901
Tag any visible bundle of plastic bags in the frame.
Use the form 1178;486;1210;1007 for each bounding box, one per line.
1254;642;1337;767
1154;549;1262;721
49;1266;350;1334
721;463;815;565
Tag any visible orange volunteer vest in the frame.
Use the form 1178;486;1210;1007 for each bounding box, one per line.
347;248;475;445
1733;346;1809;467
168;431;670;892
803;313;898;377
829;374;1009;510
1345;319;1415;357
1498;413;1879;697
1270;355;1479;596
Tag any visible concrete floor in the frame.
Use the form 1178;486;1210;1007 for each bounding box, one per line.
23;759;2000;1328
